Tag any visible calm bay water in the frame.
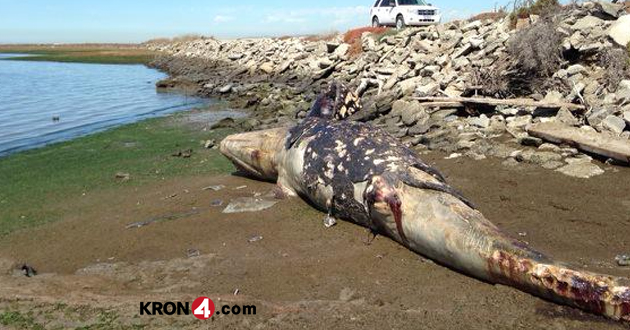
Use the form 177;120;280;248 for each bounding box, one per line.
0;54;211;156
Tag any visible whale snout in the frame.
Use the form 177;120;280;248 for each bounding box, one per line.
219;128;289;181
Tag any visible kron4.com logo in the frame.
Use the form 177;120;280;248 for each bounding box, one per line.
140;297;256;320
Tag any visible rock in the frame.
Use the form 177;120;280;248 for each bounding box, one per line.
624;111;630;125
566;64;586;76
228;53;244;61
462;20;482;32
203;140;216;149
415;82;440;97
469;37;485;49
326;42;340;53
602;115;627;135
223;197;278;214
468;114;490;129
452;43;473;59
556;160;604;179
203;185;225;191
115;172;130;182
597;1;625;18
259;62;275;74
529;122;630;164
572;15;604;31
507;115;533;130
519;136;543;147
218;84;233;93
543;91;564;103
587;108;611;127
393;100;428;126
556;107;579;126
608;15;630;47
616;255;630;267
399;76;422;96
333;43;350;58
618;80;630;103
542;161;565;170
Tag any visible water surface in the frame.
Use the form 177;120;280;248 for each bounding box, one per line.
0;54;211;156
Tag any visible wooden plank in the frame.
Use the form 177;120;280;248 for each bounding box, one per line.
528;122;630;164
414;96;586;111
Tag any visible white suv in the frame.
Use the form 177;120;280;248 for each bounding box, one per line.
370;0;441;29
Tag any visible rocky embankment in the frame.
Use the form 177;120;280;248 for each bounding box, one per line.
148;1;630;179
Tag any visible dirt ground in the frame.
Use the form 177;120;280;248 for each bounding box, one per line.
1;152;630;329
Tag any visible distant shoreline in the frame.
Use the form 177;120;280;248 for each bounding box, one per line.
0;44;156;65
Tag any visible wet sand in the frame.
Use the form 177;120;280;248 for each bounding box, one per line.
1;151;629;329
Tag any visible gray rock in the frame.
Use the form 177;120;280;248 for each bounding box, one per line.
566;64;586;76
616;255;630;267
519;136;544;147
597;1;625;18
468;114;490;129
218;84;233;93
452;43;473;59
223;197;278;214
415;82;440;97
556;160;604;179
602;115;627;135
587;108;611;127
618;80;630;103
399;76;422;96
334;43;350;58
624;111;630;125
543;91;564;103
556;107;579;126
392;100;429;126
542;161;565;170
572;15;604;31
228;53;244;61
608;15;630;47
259;62;275;74
462;20;482;32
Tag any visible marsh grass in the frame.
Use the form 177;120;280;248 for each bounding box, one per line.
0;45;156;65
0;113;235;236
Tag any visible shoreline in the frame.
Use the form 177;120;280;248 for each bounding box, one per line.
0;44;156;65
0;104;240;236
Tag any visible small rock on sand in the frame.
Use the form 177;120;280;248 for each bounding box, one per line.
223;197;278;214
555;160;604;179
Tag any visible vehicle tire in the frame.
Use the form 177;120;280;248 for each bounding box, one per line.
372;16;380;28
396;15;406;30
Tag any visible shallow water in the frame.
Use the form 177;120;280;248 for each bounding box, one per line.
0;54;211;156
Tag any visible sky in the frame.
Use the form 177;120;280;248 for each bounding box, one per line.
0;0;508;44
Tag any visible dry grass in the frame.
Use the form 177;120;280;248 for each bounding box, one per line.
469;11;508;22
508;19;563;77
599;47;630;91
343;27;390;59
303;32;338;42
509;0;560;28
145;34;212;45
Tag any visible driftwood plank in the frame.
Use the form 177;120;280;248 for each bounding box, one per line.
414;96;586;111
528;122;630;164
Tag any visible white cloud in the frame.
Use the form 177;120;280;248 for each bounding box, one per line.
213;15;234;23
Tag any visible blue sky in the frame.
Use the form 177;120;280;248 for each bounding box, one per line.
0;0;507;43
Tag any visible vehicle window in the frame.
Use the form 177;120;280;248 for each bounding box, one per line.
373;0;381;7
398;0;428;5
379;0;391;7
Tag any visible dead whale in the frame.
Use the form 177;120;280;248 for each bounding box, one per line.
220;82;630;322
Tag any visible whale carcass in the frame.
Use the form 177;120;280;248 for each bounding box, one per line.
220;82;630;322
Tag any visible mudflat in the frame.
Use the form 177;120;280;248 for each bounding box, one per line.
0;111;628;328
